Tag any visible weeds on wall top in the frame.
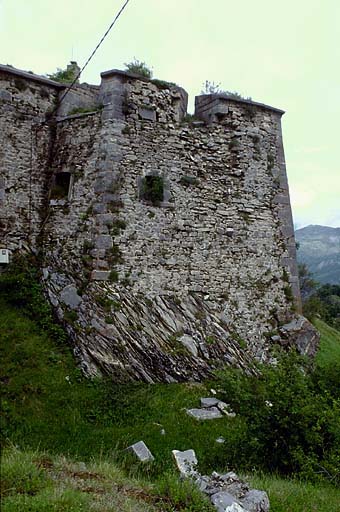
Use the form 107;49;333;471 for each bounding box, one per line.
200;80;252;100
124;59;153;79
47;65;78;84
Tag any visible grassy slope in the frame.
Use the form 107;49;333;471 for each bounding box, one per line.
314;319;340;367
1;300;339;511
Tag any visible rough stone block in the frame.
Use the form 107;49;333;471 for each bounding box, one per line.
60;285;82;309
126;441;154;462
240;490;270;512
200;397;220;408
138;107;156;121
186;407;223;420
172;449;198;477
0;90;12;101
95;235;112;250
91;270;110;281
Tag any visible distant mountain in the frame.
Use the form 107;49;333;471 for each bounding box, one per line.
295;225;340;285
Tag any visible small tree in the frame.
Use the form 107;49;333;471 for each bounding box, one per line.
124;59;152;79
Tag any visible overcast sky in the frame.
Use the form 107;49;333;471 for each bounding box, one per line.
1;0;339;228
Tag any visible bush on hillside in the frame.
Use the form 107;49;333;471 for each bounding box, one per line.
304;284;340;330
214;351;340;484
0;255;66;344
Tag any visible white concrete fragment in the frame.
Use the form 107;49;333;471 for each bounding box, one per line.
186;407;223;420
215;436;226;444
126;441;154;462
211;492;246;512
172;449;198;477
200;397;221;408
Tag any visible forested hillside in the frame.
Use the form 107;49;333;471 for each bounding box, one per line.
295;225;340;285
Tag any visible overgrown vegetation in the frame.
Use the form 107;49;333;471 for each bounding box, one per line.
47;63;79;83
200;80;252;100
140;175;164;205
124;59;153;79
304;283;340;330
214;351;340;484
1;258;339;510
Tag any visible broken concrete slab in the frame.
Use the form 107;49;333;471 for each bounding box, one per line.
200;397;221;408
210;492;246;512
172;449;199;477
200;398;235;417
186;407;223;420
126;441;154;462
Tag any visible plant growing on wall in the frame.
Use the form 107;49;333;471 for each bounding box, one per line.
140;176;164;205
124;59;153;79
200;80;252;100
47;62;79;83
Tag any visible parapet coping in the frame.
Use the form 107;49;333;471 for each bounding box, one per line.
101;68;181;89
198;94;285;116
0;64;65;88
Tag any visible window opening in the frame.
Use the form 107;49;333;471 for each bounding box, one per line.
140;175;164;205
50;172;72;200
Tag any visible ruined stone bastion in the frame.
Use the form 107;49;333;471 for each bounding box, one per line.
0;63;319;381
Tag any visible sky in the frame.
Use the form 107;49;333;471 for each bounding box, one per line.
0;0;339;228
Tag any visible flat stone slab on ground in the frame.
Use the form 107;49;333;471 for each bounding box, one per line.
172;449;198;477
186;407;223;420
200;397;221;408
126;441;154;462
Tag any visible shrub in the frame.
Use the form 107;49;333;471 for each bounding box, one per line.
214;351;340;484
108;270;119;282
140;176;164;205
124;59;153;79
47;63;79;84
0;256;67;345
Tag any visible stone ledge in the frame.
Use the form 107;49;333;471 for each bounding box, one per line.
0;64;65;88
196;93;285;116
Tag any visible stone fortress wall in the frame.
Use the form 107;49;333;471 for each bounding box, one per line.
0;63;318;382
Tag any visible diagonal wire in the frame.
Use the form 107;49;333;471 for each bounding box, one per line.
57;0;131;108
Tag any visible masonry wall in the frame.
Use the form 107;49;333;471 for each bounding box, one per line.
40;74;316;382
0;69;60;250
0;66;318;382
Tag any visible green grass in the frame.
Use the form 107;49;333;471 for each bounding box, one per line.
1;296;340;511
314;319;340;368
0;299;238;474
247;473;340;512
0;446;158;512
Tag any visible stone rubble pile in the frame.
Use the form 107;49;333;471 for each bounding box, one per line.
186;397;236;420
125;441;269;511
172;449;269;512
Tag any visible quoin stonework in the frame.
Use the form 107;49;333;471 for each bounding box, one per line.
0;63;319;381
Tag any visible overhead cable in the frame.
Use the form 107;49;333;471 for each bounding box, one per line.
57;0;131;108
